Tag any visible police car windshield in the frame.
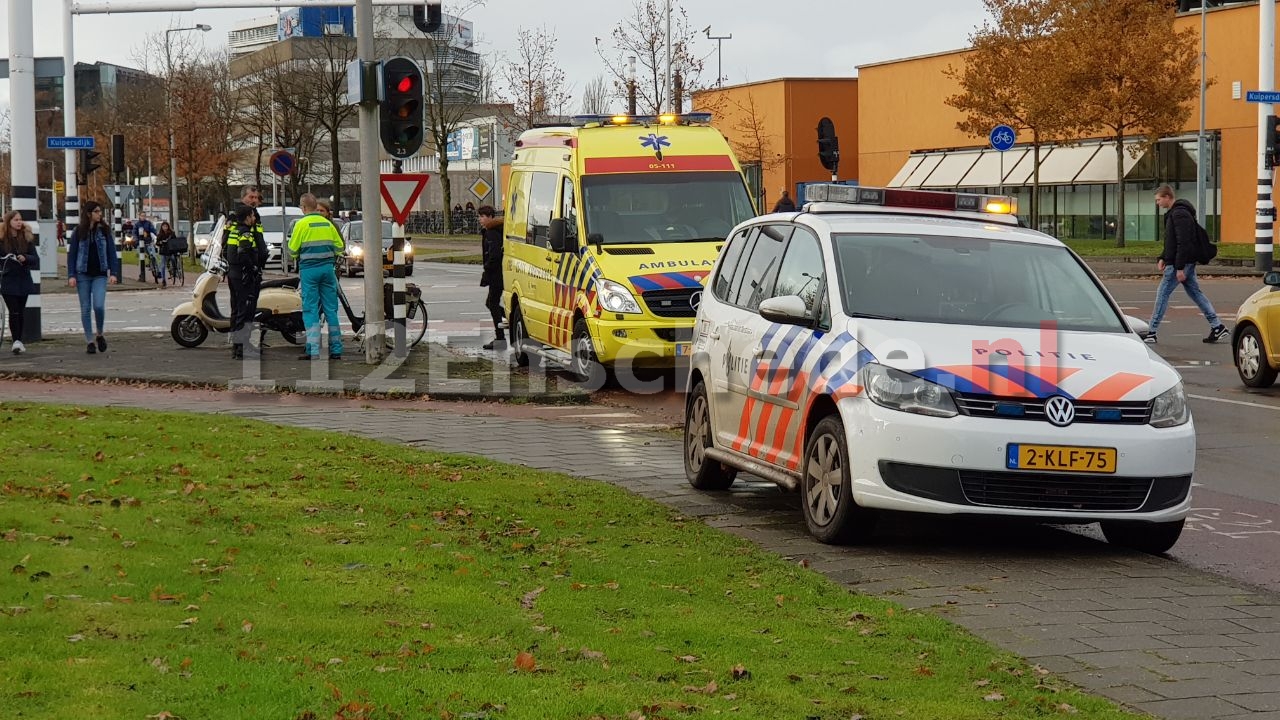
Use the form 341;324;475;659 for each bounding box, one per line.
833;233;1126;333
581;171;754;244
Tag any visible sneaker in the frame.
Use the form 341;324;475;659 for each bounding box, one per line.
1143;334;1158;345
329;353;342;361
483;338;507;350
298;353;318;361
96;336;107;352
11;340;23;355
1204;325;1229;344
87;342;96;354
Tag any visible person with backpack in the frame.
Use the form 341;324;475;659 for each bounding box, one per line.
1145;184;1227;345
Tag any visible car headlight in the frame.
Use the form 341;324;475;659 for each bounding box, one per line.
1149;382;1190;428
860;363;958;418
598;279;642;314
350;246;363;257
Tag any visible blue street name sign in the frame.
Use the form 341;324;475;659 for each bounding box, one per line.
1246;91;1280;104
989;124;1016;152
46;136;96;150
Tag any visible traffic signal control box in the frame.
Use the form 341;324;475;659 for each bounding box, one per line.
378;57;424;159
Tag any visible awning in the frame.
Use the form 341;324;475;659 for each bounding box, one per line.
889;140;1152;188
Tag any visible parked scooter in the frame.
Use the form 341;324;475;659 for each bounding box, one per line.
169;216;306;348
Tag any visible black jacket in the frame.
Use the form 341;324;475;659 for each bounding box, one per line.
773;196;797;213
481;222;504;282
0;233;39;295
1160;199;1199;271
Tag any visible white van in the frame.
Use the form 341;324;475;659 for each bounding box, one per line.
255;206;304;267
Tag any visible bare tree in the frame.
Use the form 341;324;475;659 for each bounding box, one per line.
0;109;12;205
500;25;572;131
594;0;705;115
284;34;358;210
580;74;611;115
237;49;325;205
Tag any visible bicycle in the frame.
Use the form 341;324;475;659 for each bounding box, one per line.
164;249;185;287
0;253;17;352
335;274;428;351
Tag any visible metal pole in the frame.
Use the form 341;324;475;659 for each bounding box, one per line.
1196;1;1207;225
664;0;672;113
390;161;405;358
63;0;78;263
166;31;180;234
8;0;43;342
71;0;414;12
357;0;384;362
1259;0;1276;271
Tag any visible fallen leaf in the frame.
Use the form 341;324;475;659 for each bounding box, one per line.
914;665;934;677
984;692;1005;702
520;587;545;610
66;634;84;643
579;648;606;661
683;680;718;694
974;679;991;687
885;608;895;617
731;664;752;681
1057;703;1078;714
93;451;105;462
145;712;178;720
241;620;253;634
183;483;195;496
514;651;536;672
775;594;785;607
677;655;699;663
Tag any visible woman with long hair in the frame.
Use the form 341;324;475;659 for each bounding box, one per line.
155;220;176;287
66;201;120;354
0;211;40;355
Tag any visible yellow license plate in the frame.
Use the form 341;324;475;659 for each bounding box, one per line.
1007;444;1116;474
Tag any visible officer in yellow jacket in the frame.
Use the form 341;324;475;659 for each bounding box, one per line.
287;193;345;360
226;204;268;359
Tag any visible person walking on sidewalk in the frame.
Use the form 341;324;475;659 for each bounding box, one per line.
67;201;120;355
0;211;40;355
226;205;268;360
772;189;797;213
287;193;344;361
1146;185;1228;345
477;205;506;350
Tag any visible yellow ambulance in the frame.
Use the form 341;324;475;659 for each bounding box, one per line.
502;112;757;383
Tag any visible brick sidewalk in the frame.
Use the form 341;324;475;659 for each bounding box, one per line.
3;384;1279;719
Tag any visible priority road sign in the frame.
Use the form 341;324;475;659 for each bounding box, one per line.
380;173;430;225
47;136;95;150
1246;91;1280;104
469;177;492;201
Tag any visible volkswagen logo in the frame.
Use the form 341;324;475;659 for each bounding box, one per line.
689;291;702;311
1044;395;1076;427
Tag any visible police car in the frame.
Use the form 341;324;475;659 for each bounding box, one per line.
684;184;1194;553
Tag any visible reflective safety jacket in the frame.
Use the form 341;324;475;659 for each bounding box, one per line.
226;222;268;269
287;213;345;268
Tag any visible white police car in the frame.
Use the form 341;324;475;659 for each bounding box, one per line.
684;185;1194;553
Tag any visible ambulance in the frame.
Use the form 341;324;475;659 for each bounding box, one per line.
502;112;757;383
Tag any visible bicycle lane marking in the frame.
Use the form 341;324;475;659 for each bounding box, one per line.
1171;485;1280;593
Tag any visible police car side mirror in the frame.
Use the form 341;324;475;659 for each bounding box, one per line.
758;295;812;326
1264;271;1280;288
548;218;572;253
1125;315;1150;338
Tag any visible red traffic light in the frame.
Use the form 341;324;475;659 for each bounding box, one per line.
396;76;414;93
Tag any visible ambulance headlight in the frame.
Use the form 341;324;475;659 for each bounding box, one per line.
860;363;958;418
598;279;642;314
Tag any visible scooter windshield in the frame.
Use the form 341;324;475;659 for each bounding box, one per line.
202;216;227;272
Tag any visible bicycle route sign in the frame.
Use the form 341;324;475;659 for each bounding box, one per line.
989;124;1016;152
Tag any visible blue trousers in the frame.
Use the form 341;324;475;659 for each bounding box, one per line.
300;262;342;356
1148;264;1221;335
75;274;108;342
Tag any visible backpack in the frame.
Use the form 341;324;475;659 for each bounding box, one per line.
1196;222;1217;264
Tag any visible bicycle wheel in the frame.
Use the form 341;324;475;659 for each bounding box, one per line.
384;299;428;349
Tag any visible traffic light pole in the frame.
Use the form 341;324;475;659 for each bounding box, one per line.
357;0;385;363
7;0;43;343
1258;0;1275;272
62;0;78;252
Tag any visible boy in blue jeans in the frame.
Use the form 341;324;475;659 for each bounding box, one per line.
1146;184;1227;345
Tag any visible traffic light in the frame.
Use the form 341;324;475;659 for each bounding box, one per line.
379;57;424;158
413;0;442;33
1268;115;1280;169
817;116;840;176
111;134;126;176
78;148;103;186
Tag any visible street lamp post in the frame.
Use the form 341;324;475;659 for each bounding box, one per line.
165;23;211;238
1196;1;1207;226
702;26;732;87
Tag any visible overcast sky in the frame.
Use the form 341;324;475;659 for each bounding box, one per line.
1;0;990;111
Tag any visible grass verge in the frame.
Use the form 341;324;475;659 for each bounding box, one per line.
0;404;1138;719
1063;239;1254;260
427;253;484;265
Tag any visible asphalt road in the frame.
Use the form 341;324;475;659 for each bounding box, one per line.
29;270;1280;592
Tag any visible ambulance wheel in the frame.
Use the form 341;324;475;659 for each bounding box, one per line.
571;318;607;388
1101;518;1184;555
684;380;736;490
802;415;876;545
171;315;207;348
510;305;533;367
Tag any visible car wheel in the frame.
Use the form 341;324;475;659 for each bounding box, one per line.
570;318;607;388
1100;518;1185;555
510;304;534;368
684;380;736;490
170;315;208;348
802;415;876;545
1234;325;1278;388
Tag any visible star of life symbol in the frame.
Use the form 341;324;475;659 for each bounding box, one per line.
640;133;671;160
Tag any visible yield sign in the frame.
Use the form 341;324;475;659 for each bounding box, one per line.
380;173;430;225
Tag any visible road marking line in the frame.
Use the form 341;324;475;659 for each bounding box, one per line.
560;412;640;419
1188;393;1280;412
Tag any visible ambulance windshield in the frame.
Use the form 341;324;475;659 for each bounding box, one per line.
581;171;755;245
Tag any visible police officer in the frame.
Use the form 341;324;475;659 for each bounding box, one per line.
287;193;345;360
226;205;268;359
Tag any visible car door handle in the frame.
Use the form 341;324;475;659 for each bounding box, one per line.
707;331;721;340
544;255;555;263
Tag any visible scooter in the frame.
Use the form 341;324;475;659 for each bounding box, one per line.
169;217;306;349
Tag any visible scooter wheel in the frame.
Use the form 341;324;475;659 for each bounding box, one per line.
171;315;208;348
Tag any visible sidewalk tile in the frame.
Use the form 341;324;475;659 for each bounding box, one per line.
1080;635;1177;652
1219;692;1280;712
1135;697;1247;720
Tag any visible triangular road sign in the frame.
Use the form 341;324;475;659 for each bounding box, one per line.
380;173;431;225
